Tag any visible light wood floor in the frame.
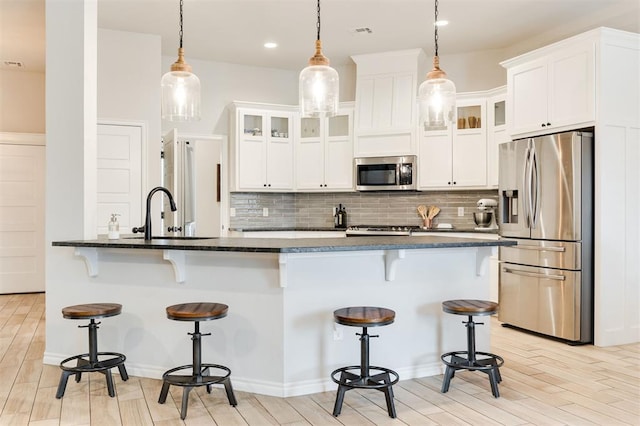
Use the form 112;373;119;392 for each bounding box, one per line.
0;293;638;425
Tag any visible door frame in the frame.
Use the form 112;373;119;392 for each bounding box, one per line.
178;133;229;237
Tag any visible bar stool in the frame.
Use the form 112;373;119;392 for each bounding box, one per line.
440;299;504;397
331;306;399;418
56;303;128;398
158;302;237;420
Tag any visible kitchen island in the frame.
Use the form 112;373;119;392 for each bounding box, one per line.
49;235;514;397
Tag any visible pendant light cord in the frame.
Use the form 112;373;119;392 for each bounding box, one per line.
434;0;439;57
316;0;321;41
179;0;184;49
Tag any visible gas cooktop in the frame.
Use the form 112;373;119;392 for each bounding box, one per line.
345;225;420;236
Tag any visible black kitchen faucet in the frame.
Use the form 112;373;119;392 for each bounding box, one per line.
132;186;177;240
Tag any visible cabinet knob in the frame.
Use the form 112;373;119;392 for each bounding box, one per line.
448;182;451;185
263;184;267;187
541;123;546;127
453;181;457;185
324;184;327;187
320;184;323;188
268;184;271;187
547;122;551;126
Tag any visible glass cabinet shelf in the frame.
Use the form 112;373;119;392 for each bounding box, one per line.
457;105;482;130
243;114;263;136
301;117;320;138
271;116;289;138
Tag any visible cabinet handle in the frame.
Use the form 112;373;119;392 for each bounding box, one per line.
547;122;551;126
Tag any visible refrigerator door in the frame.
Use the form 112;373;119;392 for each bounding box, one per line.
530;132;586;241
499;263;581;341
498;139;530;238
499;238;581;270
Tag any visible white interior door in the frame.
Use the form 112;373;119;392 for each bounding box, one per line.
0;143;45;293
97;124;142;235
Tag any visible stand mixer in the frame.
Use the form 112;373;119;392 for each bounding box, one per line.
473;199;499;230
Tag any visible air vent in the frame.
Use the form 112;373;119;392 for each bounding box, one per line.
2;60;24;69
351;27;373;35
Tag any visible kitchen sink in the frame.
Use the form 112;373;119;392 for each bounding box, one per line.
124;236;215;240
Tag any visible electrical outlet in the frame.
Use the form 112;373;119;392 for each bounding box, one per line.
333;327;343;341
229;208;236;217
458;207;465;216
263;207;269;217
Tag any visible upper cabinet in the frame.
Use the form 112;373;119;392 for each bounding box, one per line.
486;86;508;188
418;94;488;189
296;103;354;191
351;49;427;157
230;102;295;192
503;36;596;137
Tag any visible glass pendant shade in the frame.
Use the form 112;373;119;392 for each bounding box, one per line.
418;56;456;130
161;48;201;121
300;40;339;117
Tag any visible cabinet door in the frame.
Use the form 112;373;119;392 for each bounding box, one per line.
487;94;507;187
266;113;293;190
296;117;324;190
548;43;595;129
453;132;487;187
508;59;548;136
324;111;353;190
238;113;267;190
453;101;487;187
418;131;452;188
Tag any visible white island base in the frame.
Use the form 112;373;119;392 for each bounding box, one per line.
45;244;496;397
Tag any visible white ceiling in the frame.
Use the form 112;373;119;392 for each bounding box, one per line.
2;0;639;73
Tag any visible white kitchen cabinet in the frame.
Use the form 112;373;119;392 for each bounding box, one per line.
230;102;295;192
486;87;508;188
351;49;427;157
504;38;595;137
418;95;487;189
295;104;353;191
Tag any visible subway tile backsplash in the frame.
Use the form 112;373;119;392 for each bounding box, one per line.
230;190;499;229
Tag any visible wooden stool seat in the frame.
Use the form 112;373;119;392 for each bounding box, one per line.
56;303;128;399
62;303;122;320
333;306;395;327
331;306;398;418
442;299;498;316
166;302;228;321
159;302;236;420
440;299;503;398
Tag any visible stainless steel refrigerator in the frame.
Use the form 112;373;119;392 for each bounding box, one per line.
498;130;593;343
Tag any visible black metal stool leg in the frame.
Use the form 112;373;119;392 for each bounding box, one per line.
180;386;193;420
118;363;129;381
383;383;396;418
223;377;238;406
332;384;347;416
158;381;171;404
56;370;74;399
441;365;455;393
105;369;115;397
488;368;500;397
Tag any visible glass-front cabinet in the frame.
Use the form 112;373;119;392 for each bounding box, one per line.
231;103;295;192
487;86;508;188
418;95;487;189
296;104;354;191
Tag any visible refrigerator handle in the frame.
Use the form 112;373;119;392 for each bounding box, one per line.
502;267;566;281
515;245;566;252
531;144;541;229
522;143;530;227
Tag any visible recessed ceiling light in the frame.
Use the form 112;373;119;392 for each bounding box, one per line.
264;42;278;49
435;20;449;27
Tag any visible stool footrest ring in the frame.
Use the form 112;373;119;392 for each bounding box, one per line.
161;363;232;387
331;365;399;389
59;352;127;373
441;351;504;371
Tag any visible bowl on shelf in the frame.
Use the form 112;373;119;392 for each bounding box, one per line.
473;211;493;227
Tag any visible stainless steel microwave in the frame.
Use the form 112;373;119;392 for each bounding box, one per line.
354;155;417;191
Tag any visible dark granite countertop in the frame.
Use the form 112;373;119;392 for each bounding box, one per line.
52;235;514;254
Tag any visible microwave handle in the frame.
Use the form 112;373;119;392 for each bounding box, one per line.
396;164;401;185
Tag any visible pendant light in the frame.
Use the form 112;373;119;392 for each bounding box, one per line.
299;0;339;118
161;0;201;121
418;0;456;130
